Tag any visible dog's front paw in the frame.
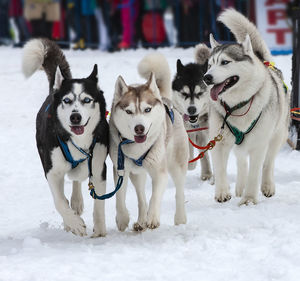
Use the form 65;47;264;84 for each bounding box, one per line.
63;215;87;236
209;175;215;185
174;211;187;225
133;222;147;232
147;213;160;229
91;222;107;238
215;191;232;203
91;230;106;238
261;183;275;198
239;196;258;206
201;172;213;181
116;211;130;232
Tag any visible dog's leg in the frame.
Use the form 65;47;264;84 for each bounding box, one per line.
71;181;84;215
235;153;248;197
91;168;107;238
211;142;232;203
114;166;130;231
47;172;87;236
169;165;187;225
188;135;196;170
147;165;168;229
130;172;148;231
200;152;213;181
261;131;286;198
239;147;267;205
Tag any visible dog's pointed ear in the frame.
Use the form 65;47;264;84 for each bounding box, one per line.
176;59;184;74
53;66;64;90
87;64;98;82
241;34;253;56
114;75;128;99
209;33;220;49
195;43;211;65
147;72;160;98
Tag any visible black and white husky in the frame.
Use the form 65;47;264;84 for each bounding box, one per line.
109;53;189;231
172;44;213;181
204;9;290;205
22;39;109;236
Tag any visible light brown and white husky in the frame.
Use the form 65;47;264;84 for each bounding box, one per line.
109;53;189;231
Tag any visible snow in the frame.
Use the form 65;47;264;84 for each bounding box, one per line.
0;46;300;281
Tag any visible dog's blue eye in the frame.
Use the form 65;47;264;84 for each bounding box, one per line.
145;107;151;113
83;97;92;103
221;60;230;65
126;109;133;114
63;97;72;104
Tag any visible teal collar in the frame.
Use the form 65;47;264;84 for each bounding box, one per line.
224;112;262;145
220;96;261;145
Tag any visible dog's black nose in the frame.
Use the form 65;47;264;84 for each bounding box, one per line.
134;124;145;135
187;106;197;115
204;74;213;85
70;113;82;125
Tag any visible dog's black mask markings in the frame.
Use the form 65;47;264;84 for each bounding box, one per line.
36;65;109;176
172;59;208;104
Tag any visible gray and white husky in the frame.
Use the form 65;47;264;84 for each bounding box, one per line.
22;39;109;236
204;9;290;205
172;44;213;181
109;53;189;231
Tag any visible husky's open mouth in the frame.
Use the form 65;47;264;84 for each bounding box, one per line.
184;114;198;123
70;118;90;135
134;124;151;143
134;135;147;143
210;76;239;101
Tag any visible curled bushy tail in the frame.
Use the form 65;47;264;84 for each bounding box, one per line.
194;43;211;65
22;38;71;89
138;53;171;99
218;8;272;61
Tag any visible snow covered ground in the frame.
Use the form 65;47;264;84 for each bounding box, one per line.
0;46;299;281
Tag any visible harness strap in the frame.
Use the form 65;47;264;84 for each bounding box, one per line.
57;136;89;169
164;104;174;124
224;112;262;145
90;138;150;200
219;96;262;145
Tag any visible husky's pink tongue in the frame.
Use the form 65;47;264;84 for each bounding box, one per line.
134;135;147;143
71;126;84;135
210;82;226;101
183;114;190;121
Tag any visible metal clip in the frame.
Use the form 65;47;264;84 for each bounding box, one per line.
88;181;94;190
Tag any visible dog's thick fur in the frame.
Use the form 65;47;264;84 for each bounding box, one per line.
109;53;189;231
22;38;109;236
204;9;290;205
172;44;213;181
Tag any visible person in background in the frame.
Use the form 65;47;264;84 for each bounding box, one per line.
118;0;140;49
140;0;168;48
69;0;99;50
9;0;30;47
96;0;122;51
0;0;11;45
23;0;61;39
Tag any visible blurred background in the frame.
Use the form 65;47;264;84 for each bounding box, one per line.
0;0;293;53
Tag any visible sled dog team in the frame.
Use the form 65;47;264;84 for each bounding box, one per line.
22;9;290;237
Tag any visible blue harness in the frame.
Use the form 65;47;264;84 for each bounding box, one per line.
57;136;96;178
